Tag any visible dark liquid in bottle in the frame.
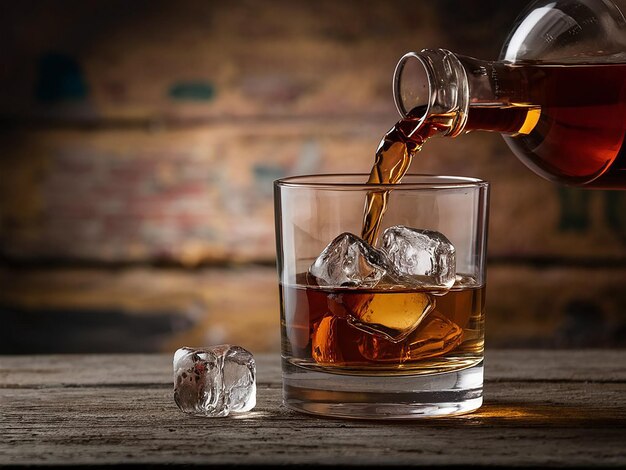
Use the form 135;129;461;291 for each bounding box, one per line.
457;62;625;188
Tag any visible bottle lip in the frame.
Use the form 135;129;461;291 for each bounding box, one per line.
393;51;432;124
393;49;469;137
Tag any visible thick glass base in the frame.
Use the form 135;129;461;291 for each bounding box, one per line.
282;359;483;419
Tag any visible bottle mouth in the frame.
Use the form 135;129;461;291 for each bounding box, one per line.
393;52;432;124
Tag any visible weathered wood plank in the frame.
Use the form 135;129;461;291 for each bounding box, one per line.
0;352;625;466
1;351;625;389
2;385;625;466
0;354;281;388
485;350;626;382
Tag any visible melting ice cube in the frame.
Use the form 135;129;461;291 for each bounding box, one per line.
173;345;256;417
309;232;390;288
381;225;456;289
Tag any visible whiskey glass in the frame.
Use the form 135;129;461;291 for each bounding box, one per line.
274;174;489;419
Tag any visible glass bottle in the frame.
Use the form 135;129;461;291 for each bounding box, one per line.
392;0;626;188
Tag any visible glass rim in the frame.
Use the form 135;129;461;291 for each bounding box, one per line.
275;173;489;190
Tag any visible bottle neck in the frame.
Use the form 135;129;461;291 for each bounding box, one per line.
393;48;538;137
393;49;469;137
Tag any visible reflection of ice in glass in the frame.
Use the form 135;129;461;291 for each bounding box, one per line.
308;232;389;288
381;225;456;289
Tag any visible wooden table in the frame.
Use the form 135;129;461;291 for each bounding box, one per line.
1;351;625;467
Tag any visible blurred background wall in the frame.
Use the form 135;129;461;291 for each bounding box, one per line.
1;0;625;354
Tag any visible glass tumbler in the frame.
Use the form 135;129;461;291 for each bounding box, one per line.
274;174;489;419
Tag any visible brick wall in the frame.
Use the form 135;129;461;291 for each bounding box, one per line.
1;0;625;352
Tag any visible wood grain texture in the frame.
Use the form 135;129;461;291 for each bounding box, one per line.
1;351;625;467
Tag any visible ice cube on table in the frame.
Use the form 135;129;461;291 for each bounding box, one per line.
381;225;456;289
173;345;256;417
309;232;390;288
